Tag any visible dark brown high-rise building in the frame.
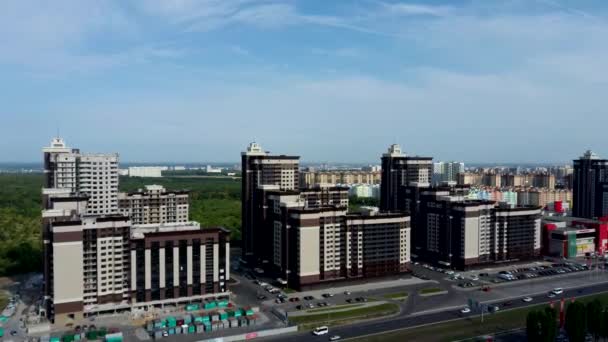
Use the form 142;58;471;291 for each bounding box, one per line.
573;150;608;219
241;142;299;262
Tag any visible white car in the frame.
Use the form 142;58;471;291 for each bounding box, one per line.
552;288;564;295
523;297;533;303
162;331;169;337
329;336;341;341
470;276;480;281
254;268;264;274
460;307;471;314
548;293;556;298
313;326;329;336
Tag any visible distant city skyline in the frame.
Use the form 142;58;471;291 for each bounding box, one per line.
2;0;607;163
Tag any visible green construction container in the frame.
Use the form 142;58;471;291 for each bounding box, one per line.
186;304;200;311
167;317;177;328
51;338;61;342
202;315;210;323
0;315;8;322
218;300;229;308
188;325;195;333
0;328;4;337
194;316;205;324
245;309;254;316
183;315;192;324
74;334;82;341
233;310;242;318
204;301;218;310
219;311;228;320
62;334;75;342
86;331;99;340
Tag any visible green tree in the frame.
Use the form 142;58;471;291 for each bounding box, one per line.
566;301;588;342
599;309;608;342
527;310;542;342
540;307;558;342
587;299;603;341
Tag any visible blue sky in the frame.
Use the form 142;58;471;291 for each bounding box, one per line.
1;0;607;163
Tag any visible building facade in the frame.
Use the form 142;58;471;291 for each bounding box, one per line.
118;185;189;225
299;170;381;188
573;150;608;219
415;187;542;269
266;203;410;289
241;142;299;262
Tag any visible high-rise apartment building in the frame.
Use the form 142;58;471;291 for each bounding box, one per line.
43;137;119;215
42;139;230;325
573;150;608;219
433;161;465;185
380;144;432;212
241;142;299;261
118;185;189;225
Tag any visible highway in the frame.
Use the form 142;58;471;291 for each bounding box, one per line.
262;281;608;342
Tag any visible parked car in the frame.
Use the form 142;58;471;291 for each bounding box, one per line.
329;335;342;341
523;297;533;303
257;295;267;300
344;291;351;295
289;297;301;302
460;307;471;314
254;268;265;274
552;288;564;295
304;296;315;301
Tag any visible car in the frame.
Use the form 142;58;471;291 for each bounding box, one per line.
552;288;564;295
10;330;18;336
322;293;334;298
276;278;288;286
329;335;342;341
523;297;533;303
346;298;353;303
489;306;500;313
296;305;303;310
275;298;286;304
257;295;267;300
548;293;556;298
289;297;301;302
162;331;169;337
470;275;480;281
461;307;471;314
313;326;329;336
344;291;351;295
307;303;315;309
503;301;513;307
254;267;265;274
304;296;315;301
259;282;268;287
479;273;489;277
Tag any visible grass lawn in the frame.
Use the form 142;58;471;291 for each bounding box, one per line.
290;303;399;330
352;292;608;342
382;292;409;301
306;304;364;313
283;288;297;294
419;287;444;295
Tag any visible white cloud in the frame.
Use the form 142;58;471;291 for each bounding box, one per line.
381;2;453;17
